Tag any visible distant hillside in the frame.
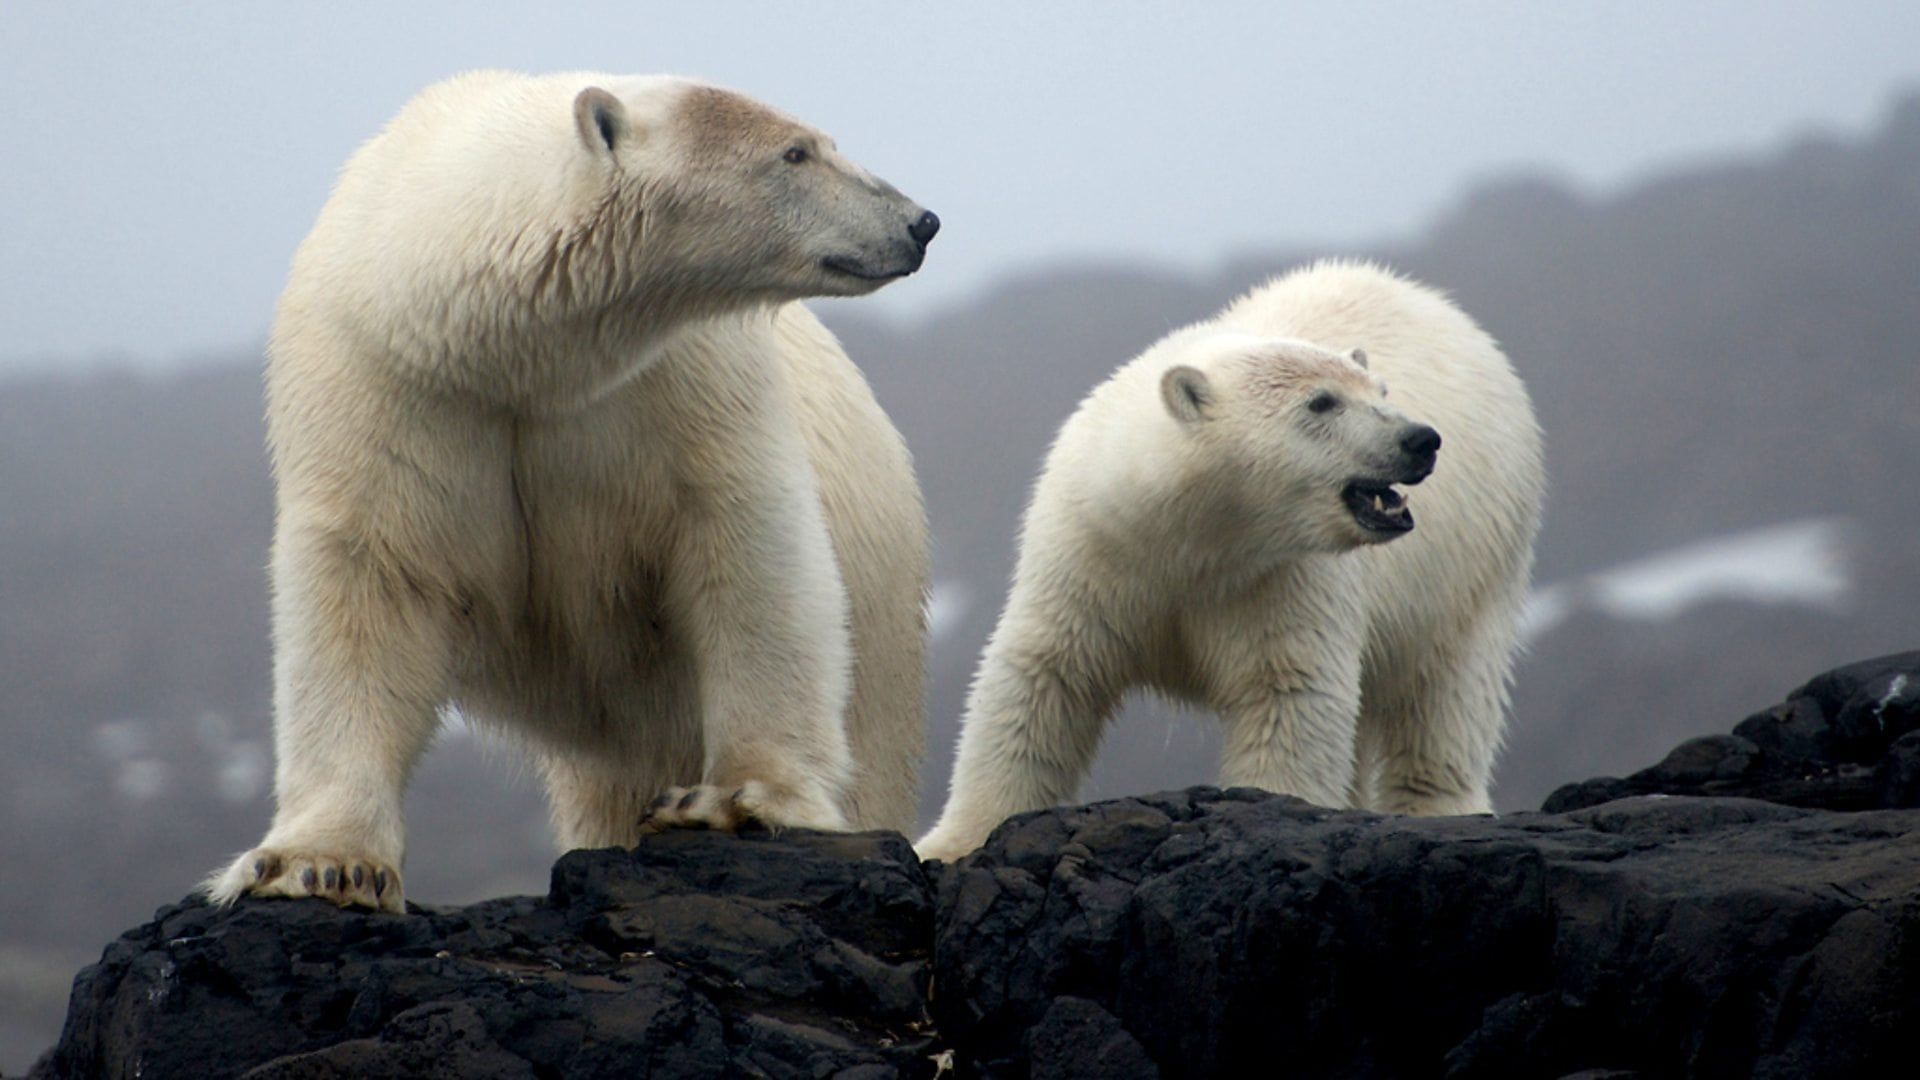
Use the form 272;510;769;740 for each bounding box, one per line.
3;93;1917;1073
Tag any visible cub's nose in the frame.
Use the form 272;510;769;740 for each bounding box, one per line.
1401;424;1442;459
908;210;941;248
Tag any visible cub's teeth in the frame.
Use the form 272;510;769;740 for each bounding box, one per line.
1373;494;1386;512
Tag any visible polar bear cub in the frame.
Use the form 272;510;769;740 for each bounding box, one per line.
918;261;1544;860
205;71;939;911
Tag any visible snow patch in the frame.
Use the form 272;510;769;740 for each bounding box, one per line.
928;581;972;644
216;741;271;803
115;759;169;802
1522;517;1853;644
1517;584;1575;644
1877;674;1910;719
1590;518;1851;620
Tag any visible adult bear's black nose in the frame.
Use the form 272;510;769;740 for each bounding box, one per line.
1401;424;1441;458
908;210;940;248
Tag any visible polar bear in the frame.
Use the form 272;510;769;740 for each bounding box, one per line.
205;70;939;911
917;261;1544;860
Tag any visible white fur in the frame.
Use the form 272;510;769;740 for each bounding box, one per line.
206;71;931;911
919;261;1544;860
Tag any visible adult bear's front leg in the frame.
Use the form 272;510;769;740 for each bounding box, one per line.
203;520;452;912
656;459;855;834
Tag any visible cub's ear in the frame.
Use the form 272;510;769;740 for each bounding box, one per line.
1161;365;1215;423
1348;347;1368;370
574;86;629;155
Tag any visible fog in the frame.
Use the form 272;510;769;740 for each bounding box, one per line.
4;2;1917;368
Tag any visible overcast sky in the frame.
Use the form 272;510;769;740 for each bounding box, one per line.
3;2;1917;375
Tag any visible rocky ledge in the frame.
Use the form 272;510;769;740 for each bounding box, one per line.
1544;650;1920;813
31;653;1920;1079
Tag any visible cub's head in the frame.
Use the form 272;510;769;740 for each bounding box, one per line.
1158;332;1440;552
573;78;937;301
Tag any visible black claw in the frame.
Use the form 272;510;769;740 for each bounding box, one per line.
677;790;699;812
300;868;317;891
253;858;268;881
374;870;388;897
650;793;675;811
352;866;365;889
731;787;746;803
323;868;338;890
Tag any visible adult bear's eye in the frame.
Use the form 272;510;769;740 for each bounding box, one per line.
1307;391;1341;414
783;145;810;165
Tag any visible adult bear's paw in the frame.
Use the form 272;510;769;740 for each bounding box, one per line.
204;846;404;912
637;778;846;835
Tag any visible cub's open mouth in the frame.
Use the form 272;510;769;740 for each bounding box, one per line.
1342;480;1414;536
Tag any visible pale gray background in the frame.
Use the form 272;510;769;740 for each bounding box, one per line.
4;1;1917;370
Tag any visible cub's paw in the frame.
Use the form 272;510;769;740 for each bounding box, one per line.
204;847;404;913
637;784;762;834
911;827;977;864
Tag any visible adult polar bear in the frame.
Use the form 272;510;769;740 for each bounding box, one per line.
207;71;939;911
918;262;1543;860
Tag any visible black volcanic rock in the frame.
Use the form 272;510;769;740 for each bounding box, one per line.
31;829;940;1079
33;653;1920;1078
1544;651;1920;813
932;789;1920;1078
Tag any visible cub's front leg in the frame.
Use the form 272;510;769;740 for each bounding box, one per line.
1215;678;1363;810
1190;564;1374;807
203;519;452;912
1206;579;1367;810
914;569;1128;862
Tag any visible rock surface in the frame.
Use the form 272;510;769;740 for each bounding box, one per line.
934;788;1920;1078
31;829;941;1079
1544;651;1920;813
32;652;1920;1078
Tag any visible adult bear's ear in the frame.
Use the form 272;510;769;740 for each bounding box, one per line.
1161;365;1215;423
574;87;629;156
1348;347;1368;370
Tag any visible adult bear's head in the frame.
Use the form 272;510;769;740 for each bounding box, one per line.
280;71;939;408
572;77;938;302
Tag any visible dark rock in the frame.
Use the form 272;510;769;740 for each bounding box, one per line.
933;788;1920;1079
33;652;1920;1078
32;828;940;1080
1028;997;1158;1080
1539;775;1638;814
1734;691;1844;764
1546;651;1920;812
1735;651;1920;766
1872;729;1920;807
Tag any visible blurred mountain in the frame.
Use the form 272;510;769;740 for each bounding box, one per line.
3;93;1917;1071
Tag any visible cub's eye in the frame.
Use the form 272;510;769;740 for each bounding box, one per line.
782;145;811;165
1307;391;1341;414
